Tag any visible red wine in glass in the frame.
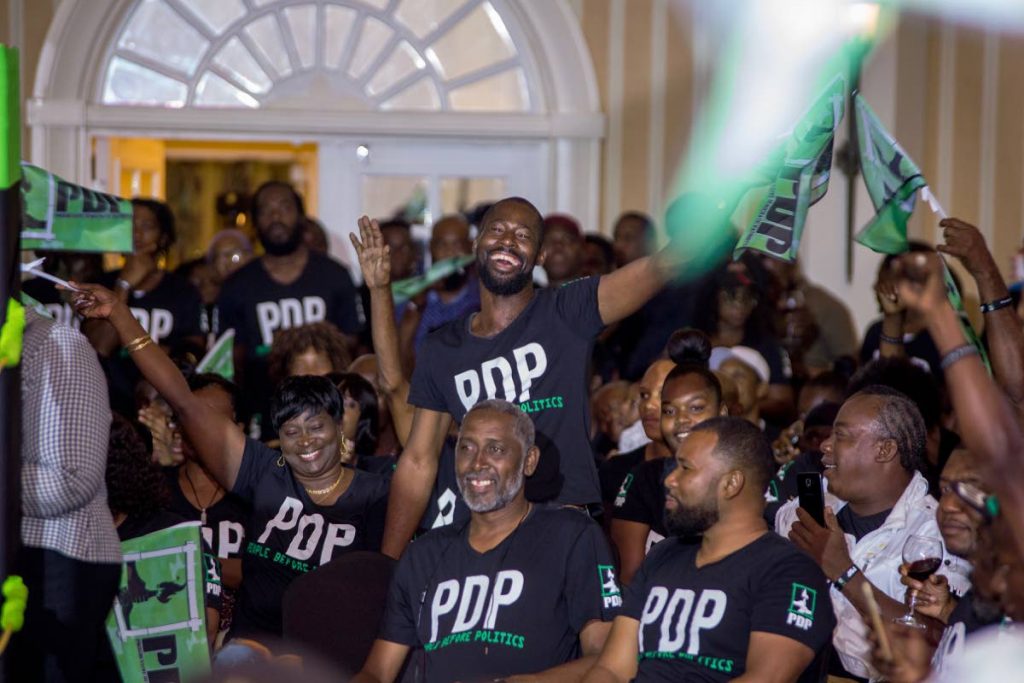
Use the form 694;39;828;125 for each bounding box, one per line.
906;557;942;583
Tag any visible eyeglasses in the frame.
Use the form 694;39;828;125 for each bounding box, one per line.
951;481;999;520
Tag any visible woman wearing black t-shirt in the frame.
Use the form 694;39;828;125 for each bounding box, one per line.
71;283;389;645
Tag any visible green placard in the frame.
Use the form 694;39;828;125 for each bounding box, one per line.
196;329;234;380
105;522;211;683
391;253;475;304
20;163;133;253
0;46;20;189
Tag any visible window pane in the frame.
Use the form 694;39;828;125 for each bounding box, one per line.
213;37;272;94
441;176;507;215
366;42;425;96
117;0;209;77
379;77;440;111
349;17;394;79
177;0;246;35
244;15;293;78
449;68;528;111
426;2;515;81
323;6;358;69
394;0;469;40
194;71;260;108
362;176;429;226
102;56;188;106
284;5;318;69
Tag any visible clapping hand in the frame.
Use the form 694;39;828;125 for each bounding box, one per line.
138;404;184;467
66;282;121;320
350;216;391;289
891;252;950;318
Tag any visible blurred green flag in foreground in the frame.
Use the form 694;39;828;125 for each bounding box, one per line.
196;329;234;380
391;254;475;305
20;162;133;253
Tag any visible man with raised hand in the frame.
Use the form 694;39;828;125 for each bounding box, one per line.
584;417;834;683
351;196;688;558
352;400;619;683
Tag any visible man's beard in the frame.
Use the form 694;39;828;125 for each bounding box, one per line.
457;461;526;513
664;494;719;537
259;222;304;256
478;251;531;296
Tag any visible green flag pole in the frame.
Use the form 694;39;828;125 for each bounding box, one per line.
0;45;24;682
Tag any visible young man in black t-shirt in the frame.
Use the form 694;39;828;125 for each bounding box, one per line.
585;418;834;683
355;400;620;683
353;197;690;558
216;181;361;428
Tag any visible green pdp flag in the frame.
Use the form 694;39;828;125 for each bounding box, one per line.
391;254;475;305
734;73;846;263
196;329;234;380
853;94;927;253
105;522;211;683
20;163;133;253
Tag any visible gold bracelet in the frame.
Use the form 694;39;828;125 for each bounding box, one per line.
125;335;153;353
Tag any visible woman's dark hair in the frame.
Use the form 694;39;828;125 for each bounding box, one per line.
267;321;352;385
270;375;343;431
330;372;380;456
106;413;170;517
187;373;241;422
664;328;722;404
131;197;176;253
695;254;777;341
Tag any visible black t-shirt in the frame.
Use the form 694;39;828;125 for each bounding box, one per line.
409;277;606;505
164;469;250;561
215;254;362;422
21;277;81;329
613;457;670;546
379;505;620;683
229;438;388;638
624;533;835;682
420;436;471;533
599;446;645;505
99;270;204;413
117;511;222;612
764;451;824;526
836;505;891;541
861;321;942;377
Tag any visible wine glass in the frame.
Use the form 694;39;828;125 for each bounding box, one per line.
893;534;944;629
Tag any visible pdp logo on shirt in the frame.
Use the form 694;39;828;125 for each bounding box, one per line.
786;583;816;630
598;565;622;608
613;474;633;508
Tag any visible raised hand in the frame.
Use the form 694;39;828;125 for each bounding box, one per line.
937;218;996;277
899;564;955;622
139;405;184;467
875;265;905;317
67;282;122;320
349;215;391;289
891;252;950;318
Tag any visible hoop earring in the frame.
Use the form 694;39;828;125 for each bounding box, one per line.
338;439;352;464
276;454;285;467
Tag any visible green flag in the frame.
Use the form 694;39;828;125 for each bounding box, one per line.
19;163;133;253
734;73;845;263
105;522;212;682
0;46;18;189
391;254;475;305
853;94;927;253
196;329;234;380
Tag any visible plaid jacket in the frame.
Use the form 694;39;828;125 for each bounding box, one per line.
21;309;121;563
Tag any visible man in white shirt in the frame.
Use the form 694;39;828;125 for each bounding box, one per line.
775;385;970;681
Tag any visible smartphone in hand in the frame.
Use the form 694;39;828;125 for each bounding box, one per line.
797;472;826;527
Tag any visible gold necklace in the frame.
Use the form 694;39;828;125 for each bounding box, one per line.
304;467;346;498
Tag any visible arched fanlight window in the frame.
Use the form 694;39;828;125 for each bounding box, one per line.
101;0;534;112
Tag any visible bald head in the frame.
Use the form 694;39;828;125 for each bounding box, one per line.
430;214;472;262
480;197;544;247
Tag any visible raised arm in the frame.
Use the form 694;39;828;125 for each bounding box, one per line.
380;406;452;558
938;218;1024;407
72;283;246;490
597;245;683;325
893;252;1024;561
350;216;415;445
581;616;640;683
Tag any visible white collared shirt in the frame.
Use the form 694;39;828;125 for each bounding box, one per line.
775;471;972;681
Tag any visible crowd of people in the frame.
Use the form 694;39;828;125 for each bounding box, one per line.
15;179;1024;683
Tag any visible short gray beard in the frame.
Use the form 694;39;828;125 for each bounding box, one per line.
458;461;526;513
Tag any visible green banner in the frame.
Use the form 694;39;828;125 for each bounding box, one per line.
852;94;927;253
105;522;211;683
391;254;475;305
0;46;19;189
196;329;234;380
19;163;133;253
734;74;846;263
